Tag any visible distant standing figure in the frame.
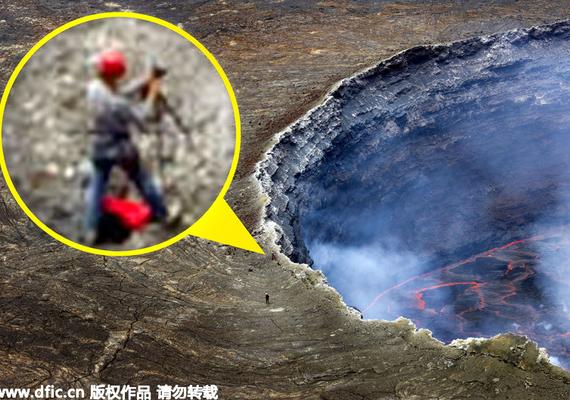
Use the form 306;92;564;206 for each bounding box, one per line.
84;49;168;243
265;292;270;305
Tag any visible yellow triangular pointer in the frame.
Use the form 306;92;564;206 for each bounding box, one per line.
188;198;264;254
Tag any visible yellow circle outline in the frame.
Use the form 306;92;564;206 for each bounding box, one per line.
0;12;241;257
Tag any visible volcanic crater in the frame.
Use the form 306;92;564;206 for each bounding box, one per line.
259;21;570;367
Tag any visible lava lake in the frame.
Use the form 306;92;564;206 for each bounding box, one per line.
260;22;570;368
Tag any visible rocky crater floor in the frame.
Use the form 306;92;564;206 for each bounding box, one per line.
3;1;570;399
258;21;570;368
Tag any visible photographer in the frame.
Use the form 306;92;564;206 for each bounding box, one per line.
83;49;168;244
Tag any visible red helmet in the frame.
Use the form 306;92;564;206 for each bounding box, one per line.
96;49;127;79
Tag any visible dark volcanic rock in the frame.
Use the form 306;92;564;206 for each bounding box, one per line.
259;21;570;264
2;1;570;399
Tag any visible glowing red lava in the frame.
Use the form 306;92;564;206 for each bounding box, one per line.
415;281;483;310
363;236;543;312
363;232;570;367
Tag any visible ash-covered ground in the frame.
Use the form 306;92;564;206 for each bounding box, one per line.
2;17;234;249
3;1;570;399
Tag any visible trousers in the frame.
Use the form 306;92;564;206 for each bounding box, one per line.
84;142;167;233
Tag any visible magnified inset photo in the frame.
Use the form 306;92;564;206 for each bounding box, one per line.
2;17;235;251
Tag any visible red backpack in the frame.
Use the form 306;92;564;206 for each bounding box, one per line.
101;196;152;231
